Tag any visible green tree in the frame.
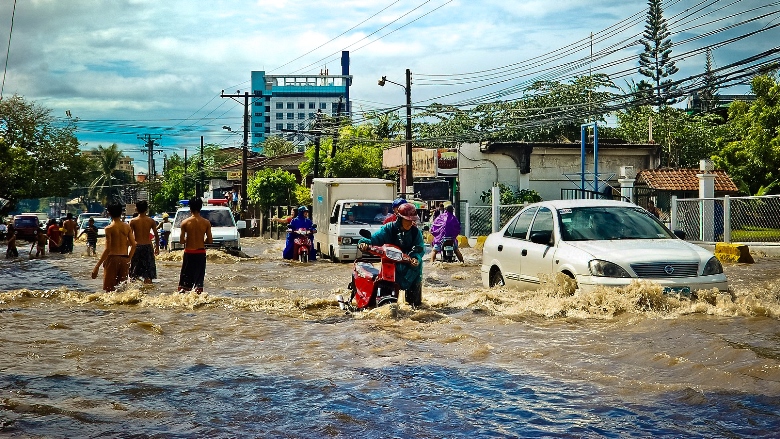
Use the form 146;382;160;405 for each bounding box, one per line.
699;48;720;112
712;75;780;194
480;183;542;204
0;95;90;214
638;0;679;106
261;135;296;158
87;143;127;204
150;153;187;213
247;168;299;212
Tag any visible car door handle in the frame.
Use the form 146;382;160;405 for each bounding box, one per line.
497;245;503;251
521;249;527;256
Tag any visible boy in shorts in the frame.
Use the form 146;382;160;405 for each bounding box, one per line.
78;217;99;256
92;203;136;292
178;197;212;293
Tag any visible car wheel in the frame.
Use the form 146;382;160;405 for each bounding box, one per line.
489;268;505;287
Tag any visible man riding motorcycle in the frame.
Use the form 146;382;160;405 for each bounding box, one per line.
357;203;424;307
429;204;464;263
283;206;316;261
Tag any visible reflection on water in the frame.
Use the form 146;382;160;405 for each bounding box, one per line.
2;238;780;436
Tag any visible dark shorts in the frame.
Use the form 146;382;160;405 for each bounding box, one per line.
61;235;74;253
178;249;206;293
130;244;157;280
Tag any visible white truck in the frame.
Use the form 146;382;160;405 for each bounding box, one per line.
312;178;397;262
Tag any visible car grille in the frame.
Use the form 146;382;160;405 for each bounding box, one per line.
630;262;700;278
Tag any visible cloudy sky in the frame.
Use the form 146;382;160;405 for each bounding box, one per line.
1;0;778;173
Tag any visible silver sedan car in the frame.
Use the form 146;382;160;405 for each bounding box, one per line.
481;199;728;294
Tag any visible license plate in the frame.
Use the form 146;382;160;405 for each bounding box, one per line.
663;286;691;296
443;246;454;251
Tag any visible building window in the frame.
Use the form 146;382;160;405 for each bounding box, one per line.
264;106;270;113
255;123;262;127
254;101;262;106
254;133;262;137
298;123;304;130
276;102;283;109
298;102;305;109
298;113;305;119
254;112;262;117
276;123;283;130
286;102;294;109
319;102;327;109
309;112;315;119
287;123;294;130
308;102;315;109
287;113;294;119
276;113;283;119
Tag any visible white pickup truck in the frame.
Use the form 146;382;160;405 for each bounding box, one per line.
169;205;246;251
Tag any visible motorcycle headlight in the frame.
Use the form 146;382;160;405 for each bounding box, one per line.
588;260;631;278
384;247;404;261
702;256;723;275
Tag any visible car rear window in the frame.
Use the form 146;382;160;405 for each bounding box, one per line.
14;217;39;227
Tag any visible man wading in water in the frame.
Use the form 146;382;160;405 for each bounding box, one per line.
178;197;212;293
128;200;159;284
92;203;136;292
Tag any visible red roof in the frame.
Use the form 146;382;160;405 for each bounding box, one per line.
636;168;739;193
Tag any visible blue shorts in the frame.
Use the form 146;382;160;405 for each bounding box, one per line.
433;239;458;252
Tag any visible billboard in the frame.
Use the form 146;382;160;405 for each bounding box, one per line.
437;149;458;176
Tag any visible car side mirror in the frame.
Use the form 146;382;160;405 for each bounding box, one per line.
530;231;552;245
673;230;686;239
359;229;372;239
330;216;337;224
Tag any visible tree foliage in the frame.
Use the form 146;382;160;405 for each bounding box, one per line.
87;143;128;205
0;95;90;213
261;135;296;158
712;75;780;194
247;168;299;211
299;123;387;179
480;183;542;204
638;0;679;106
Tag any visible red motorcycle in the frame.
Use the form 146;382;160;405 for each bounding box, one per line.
288;227;314;263
338;230;422;311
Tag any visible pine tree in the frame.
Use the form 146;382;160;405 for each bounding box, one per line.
638;0;679;106
699;48;719;112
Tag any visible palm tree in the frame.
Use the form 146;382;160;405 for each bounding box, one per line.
88;143;124;205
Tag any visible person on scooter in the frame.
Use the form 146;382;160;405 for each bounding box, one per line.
358;203;424;307
429;204;464;263
283;206;316;261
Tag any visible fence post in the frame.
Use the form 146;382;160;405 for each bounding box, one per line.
724;195;731;243
670;195;678;231
492;186;500;233
464;202;471;238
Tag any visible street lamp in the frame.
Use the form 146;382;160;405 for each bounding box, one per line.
378;69;413;196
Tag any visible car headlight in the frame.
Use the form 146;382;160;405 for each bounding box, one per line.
702;256;723;275
338;236;353;245
588;260;631;278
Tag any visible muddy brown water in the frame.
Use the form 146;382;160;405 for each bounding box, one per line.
1;237;779;437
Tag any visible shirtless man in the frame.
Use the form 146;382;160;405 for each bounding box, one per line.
92;203;136;292
128;200;159;284
61;213;78;254
178;197;212;293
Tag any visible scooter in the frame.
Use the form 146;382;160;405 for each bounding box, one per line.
440;237;456;262
338;229;422;311
288;226;315;263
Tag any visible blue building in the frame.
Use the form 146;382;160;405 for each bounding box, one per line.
250;51;352;153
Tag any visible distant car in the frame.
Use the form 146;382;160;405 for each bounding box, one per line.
79;218;111;237
77;212;103;225
13;214;42;241
169;205;245;251
481;199;728;294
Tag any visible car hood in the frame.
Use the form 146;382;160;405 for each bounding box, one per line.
170;226;238;240
565;239;711;263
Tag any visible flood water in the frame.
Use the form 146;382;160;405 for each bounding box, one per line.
2;237;780;437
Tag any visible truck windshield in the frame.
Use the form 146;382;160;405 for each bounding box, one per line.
174;209;235;228
341;202;393;225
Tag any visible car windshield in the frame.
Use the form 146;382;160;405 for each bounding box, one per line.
340;202;393;225
558;206;676;241
82;219;111;229
174;209;235;228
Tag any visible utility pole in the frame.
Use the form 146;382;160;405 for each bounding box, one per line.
329;96;343;166
220;90;252;215
405;68;413;196
184;149;188;198
137;134;162;180
197;136;204;198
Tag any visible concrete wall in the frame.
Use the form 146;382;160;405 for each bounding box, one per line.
458;143;658;204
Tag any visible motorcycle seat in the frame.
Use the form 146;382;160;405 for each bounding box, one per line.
355;262;380;280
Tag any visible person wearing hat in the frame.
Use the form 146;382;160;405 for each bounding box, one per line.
156;212;172;251
358;203;425;307
282;206;317;261
382;197;408;225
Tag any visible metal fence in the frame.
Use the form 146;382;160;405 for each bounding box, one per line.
462;203;525;237
672;195;780;243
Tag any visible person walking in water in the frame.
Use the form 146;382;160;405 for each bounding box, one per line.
77;217;99;256
5;224;18;258
178;197;212;293
92;203;136;292
128;200;159;284
60;213;78;254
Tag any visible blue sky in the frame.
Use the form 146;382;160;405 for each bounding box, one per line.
1;0;777;174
